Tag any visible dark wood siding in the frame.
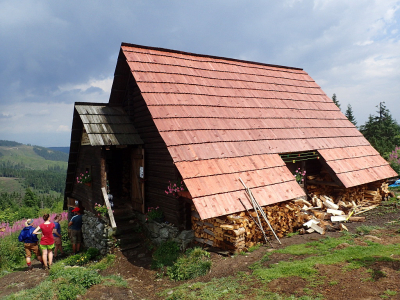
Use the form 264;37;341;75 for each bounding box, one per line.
122;74;186;228
70;146;103;213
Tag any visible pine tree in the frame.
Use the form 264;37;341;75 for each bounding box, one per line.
332;93;341;111
345;104;357;127
359;102;400;157
23;188;39;208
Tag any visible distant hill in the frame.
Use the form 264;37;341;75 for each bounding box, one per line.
0;140;23;147
0;140;68;194
0;140;68;170
48;147;70;154
32;146;68;162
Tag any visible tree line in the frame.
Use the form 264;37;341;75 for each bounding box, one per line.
332;94;400;174
0;161;66;194
33;146;69;162
0;189;63;223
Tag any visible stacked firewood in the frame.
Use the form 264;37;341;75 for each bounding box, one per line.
192;174;392;252
300;176;392;234
192;201;305;253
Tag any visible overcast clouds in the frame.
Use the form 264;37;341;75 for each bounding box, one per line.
0;0;399;147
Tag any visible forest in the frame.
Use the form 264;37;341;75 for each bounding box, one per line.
335;96;400;174
0;144;67;223
0;161;66;194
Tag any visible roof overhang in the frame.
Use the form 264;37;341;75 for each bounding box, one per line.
75;103;143;146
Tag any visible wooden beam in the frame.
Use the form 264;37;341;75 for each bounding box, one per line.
307;180;341;187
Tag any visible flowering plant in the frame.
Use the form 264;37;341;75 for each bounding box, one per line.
94;203;109;217
388;146;400;175
295;168;306;183
147;206;163;221
165;180;187;196
77;171;92;184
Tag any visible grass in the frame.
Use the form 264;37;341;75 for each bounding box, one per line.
356;225;383;235
4;253;119;300
0;145;67;171
0;177;24;193
254;238;399;282
162;229;400;299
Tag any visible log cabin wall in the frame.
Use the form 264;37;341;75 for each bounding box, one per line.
70;145;103;214
120;74;186;228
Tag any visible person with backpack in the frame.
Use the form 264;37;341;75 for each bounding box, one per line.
18;219;43;271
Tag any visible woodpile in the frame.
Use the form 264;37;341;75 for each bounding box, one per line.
300;176;391;235
191;201;305;253
191;175;392;253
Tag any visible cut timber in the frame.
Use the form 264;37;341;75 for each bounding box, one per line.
323;199;339;210
331;215;347;222
327;209;344;216
310;223;325;234
220;224;239;230
304;219;319;228
354;205;379;215
348;216;366;222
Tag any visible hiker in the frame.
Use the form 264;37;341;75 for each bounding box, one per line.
18;219;43;271
53;214;64;259
33;214;56;270
68;207;83;254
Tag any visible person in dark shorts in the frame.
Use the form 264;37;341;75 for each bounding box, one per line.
68;207;83;254
33;214;57;270
18;219;43;271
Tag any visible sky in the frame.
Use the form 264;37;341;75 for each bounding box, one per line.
0;0;399;147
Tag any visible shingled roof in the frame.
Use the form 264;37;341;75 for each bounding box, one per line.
117;43;397;219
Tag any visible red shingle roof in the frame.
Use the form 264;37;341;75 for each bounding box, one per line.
120;43;396;219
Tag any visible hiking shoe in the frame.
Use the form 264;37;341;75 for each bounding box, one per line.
27;265;33;271
44;266;49;271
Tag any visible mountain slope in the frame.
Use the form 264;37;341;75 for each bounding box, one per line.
0;141;68;170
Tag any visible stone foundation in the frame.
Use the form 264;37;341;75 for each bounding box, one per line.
134;212;194;250
82;211;115;255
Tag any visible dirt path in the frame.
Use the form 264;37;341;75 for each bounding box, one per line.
2;206;400;300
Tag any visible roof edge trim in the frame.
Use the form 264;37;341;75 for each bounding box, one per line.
121;42;304;71
75;102;109;106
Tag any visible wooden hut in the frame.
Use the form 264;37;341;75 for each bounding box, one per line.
64;43;397;234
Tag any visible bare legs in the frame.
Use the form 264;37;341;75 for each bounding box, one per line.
41;249;53;268
54;243;64;257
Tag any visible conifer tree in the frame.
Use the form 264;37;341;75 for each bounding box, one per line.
345;104;357;127
332;93;341;111
359;102;400;157
23;188;39;208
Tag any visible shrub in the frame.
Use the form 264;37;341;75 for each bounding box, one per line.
167;247;212;281
89;254;115;270
388;146;400;175
63;248;99;266
57;282;86;300
50;265;101;289
0;232;25;271
60;219;71;252
151;240;181;269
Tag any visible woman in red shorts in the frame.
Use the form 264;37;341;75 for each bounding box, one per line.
33;214;57;270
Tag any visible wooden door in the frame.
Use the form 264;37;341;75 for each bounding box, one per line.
131;146;145;213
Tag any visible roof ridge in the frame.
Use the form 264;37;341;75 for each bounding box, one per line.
75;102;109;106
121;42;303;71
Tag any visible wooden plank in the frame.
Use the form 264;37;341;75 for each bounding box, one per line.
101;187;117;229
310;223;325;234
